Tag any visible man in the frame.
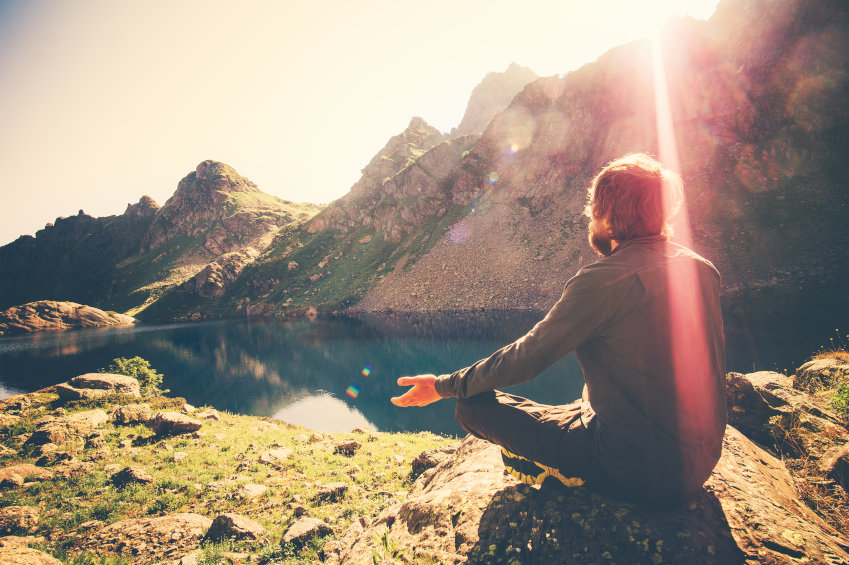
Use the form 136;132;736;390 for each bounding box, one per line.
391;154;726;505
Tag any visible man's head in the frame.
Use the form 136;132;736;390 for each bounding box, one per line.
585;153;683;256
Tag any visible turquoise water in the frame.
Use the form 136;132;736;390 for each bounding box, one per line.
0;308;842;436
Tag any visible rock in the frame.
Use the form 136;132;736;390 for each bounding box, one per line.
795;357;849;392
0;301;135;335
195;409;220;421
70;373;141;396
725;371;847;455
0;464;52;487
281;517;332;548
181;403;195;414
410;443;460;479
0;546;61;564
0;506;39;534
25;409;108;446
149;412;203;436
819;444;849;492
35;451;72;467
331;429;849;565
316;482;348;502
78;513;212;561
205;513;265;541
113;404;152;425
173;451;188;463
54;383;109;402
334;440;361;457
236;483;267;499
258;448;293;467
110;466;155;487
0;535;47;548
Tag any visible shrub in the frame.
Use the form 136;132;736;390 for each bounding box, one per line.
100;356;168;397
832;378;849;419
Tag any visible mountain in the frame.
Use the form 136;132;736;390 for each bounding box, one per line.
451;62;539;137
0;0;846;327
0;161;322;316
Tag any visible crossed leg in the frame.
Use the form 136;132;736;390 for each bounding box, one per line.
454;390;595;486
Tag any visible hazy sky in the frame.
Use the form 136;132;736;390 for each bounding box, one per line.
0;0;719;246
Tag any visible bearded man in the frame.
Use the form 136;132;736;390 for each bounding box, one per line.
392;153;726;504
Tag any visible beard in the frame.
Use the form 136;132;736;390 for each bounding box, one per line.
589;231;615;257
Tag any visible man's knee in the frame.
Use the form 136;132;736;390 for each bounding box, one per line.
454;391;497;435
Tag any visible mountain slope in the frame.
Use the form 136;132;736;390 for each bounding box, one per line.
0;161;322;316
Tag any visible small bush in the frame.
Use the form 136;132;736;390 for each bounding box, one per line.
832;378;849;419
100;356;168;397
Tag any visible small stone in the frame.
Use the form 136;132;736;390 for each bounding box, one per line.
259;448;293;466
334;440;361;457
173;452;188;463
181;403;196;414
237;483;268;499
316;482;348;502
195;409;221;421
110;466;154;487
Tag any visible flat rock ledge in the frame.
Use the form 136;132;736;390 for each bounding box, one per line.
329;429;848;565
77;513;212;562
0;300;135;335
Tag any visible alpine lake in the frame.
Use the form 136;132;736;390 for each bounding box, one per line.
0;297;843;437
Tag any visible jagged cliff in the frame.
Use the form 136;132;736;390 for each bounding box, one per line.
451;62;539;137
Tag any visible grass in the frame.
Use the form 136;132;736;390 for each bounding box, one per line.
0;388;456;563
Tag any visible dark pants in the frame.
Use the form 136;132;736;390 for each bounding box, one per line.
454;390;597;483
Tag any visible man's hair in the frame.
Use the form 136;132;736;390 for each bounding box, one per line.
584;153;683;240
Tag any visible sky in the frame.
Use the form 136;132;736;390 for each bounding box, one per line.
0;0;720;246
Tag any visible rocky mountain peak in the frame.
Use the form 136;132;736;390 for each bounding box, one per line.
124;196;160;219
451;62;538;137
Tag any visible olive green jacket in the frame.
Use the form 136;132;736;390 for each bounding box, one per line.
435;236;727;498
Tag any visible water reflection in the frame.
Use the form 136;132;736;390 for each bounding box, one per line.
0;303;844;436
272;392;376;433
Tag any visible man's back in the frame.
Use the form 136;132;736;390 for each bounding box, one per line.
575;236;726;501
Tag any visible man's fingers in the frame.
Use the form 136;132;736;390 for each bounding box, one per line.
397;376;415;386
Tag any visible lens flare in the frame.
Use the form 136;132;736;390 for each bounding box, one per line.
345;384;360;398
488;171;499;185
361;366;372;377
510;142;519;153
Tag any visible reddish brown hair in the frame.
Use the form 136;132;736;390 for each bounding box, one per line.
584;153;683;240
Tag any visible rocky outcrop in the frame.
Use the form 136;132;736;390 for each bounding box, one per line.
0;301;135;335
77;513;212;562
451;62;539;137
24;410;108;447
328;367;849;564
330;428;847;565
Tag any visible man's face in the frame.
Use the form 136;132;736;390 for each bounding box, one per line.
588;216;615;257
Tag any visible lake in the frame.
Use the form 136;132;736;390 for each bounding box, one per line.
0;306;842;437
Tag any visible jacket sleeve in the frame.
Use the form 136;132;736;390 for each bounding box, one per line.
434;267;625;399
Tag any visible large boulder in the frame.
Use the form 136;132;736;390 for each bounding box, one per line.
327;428;848;565
0;301;135;335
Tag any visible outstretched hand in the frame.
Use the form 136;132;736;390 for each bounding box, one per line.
391;374;442;407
